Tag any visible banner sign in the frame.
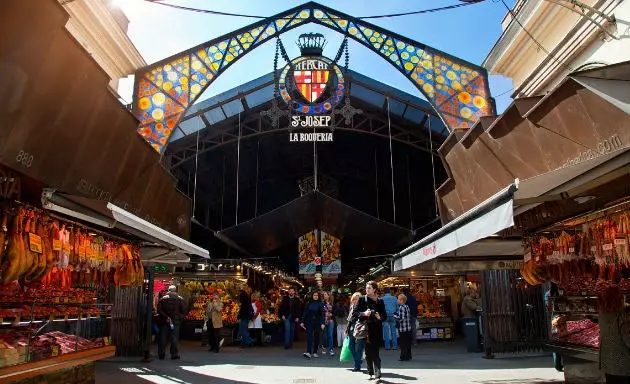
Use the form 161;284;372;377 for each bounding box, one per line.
298;229;341;275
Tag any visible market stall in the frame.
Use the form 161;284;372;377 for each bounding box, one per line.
520;200;630;378
0;201;146;381
378;276;459;342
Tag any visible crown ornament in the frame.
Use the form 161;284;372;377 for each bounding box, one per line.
296;33;327;56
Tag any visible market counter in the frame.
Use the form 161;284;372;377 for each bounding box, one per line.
0;345;114;384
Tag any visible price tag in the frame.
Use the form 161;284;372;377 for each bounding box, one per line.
602;243;614;251
51;346;59;357
64;315;68;321
615;238;626;245
52;239;62;251
86;314;91;320
28;233;43;254
568;247;575;254
63;298;68;304
15;316;20;324
49;314;55;321
0;317;3;324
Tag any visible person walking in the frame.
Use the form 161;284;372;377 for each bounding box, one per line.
321;291;335;356
278;288;302;349
355;281;386;381
393;294;413;361
206;293;224;353
346;292;364;372
237;290;255;348
381;288;398;351
403;288;418;346
301;291;325;358
156;285;187;360
334;297;349;348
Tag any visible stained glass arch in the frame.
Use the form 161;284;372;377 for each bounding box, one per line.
133;1;495;152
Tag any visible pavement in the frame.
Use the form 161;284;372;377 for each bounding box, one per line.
95;340;566;384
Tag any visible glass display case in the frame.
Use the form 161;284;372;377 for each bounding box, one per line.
0;288;112;369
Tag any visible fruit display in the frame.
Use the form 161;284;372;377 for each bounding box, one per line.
182;280;245;325
261;313;280;323
0;204;144;288
521;211;630;294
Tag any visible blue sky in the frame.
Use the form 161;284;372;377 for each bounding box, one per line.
117;0;516;112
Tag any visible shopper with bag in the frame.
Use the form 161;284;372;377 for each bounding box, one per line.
344;292;363;371
157;285;187;360
206;293;225;353
353;281;386;381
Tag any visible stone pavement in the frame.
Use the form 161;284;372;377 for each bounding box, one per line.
95;340;565;384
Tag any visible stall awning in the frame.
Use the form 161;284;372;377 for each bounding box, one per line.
392;181;519;272
513;146;630;211
41;189;209;260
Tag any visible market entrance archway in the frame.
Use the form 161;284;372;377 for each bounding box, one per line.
132;1;495;152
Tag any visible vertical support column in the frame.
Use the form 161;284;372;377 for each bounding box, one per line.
142;267;154;362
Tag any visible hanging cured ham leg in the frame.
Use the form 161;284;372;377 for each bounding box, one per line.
0;209;24;284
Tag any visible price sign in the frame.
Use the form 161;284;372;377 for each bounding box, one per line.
49;315;55;321
52;346;59;357
52;239;62;251
64;315;68;321
29;233;43;254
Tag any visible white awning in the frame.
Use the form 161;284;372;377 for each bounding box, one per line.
41;189;209;259
393;180;519;272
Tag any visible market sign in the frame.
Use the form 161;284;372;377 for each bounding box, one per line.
261;33;361;143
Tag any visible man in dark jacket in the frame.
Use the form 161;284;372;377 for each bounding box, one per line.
157;285;187;360
403;288;418;346
278;288;303;349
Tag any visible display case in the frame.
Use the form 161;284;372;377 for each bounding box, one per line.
546;294;600;362
0;288;112;369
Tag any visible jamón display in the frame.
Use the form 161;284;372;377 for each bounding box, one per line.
0;202;130;369
520;209;630;294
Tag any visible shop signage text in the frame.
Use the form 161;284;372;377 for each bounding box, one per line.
289;132;333;142
560;134;622;168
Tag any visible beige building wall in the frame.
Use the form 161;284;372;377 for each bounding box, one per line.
58;0;145;95
484;0;629;98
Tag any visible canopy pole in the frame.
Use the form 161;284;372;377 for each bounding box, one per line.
313;124;318;191
387;97;396;224
428;118;438;217
255;139;260;217
220;155;226;230
375;149;380;219
407;154;413;230
192;120;201;220
236;110;242;225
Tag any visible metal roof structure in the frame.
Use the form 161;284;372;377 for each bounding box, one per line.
168;69;448;146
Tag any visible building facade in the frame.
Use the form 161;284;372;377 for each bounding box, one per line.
484;0;629;97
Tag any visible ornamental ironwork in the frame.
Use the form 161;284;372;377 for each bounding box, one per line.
133;1;495;153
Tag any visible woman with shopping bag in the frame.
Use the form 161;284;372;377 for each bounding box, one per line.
344;292;364;372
